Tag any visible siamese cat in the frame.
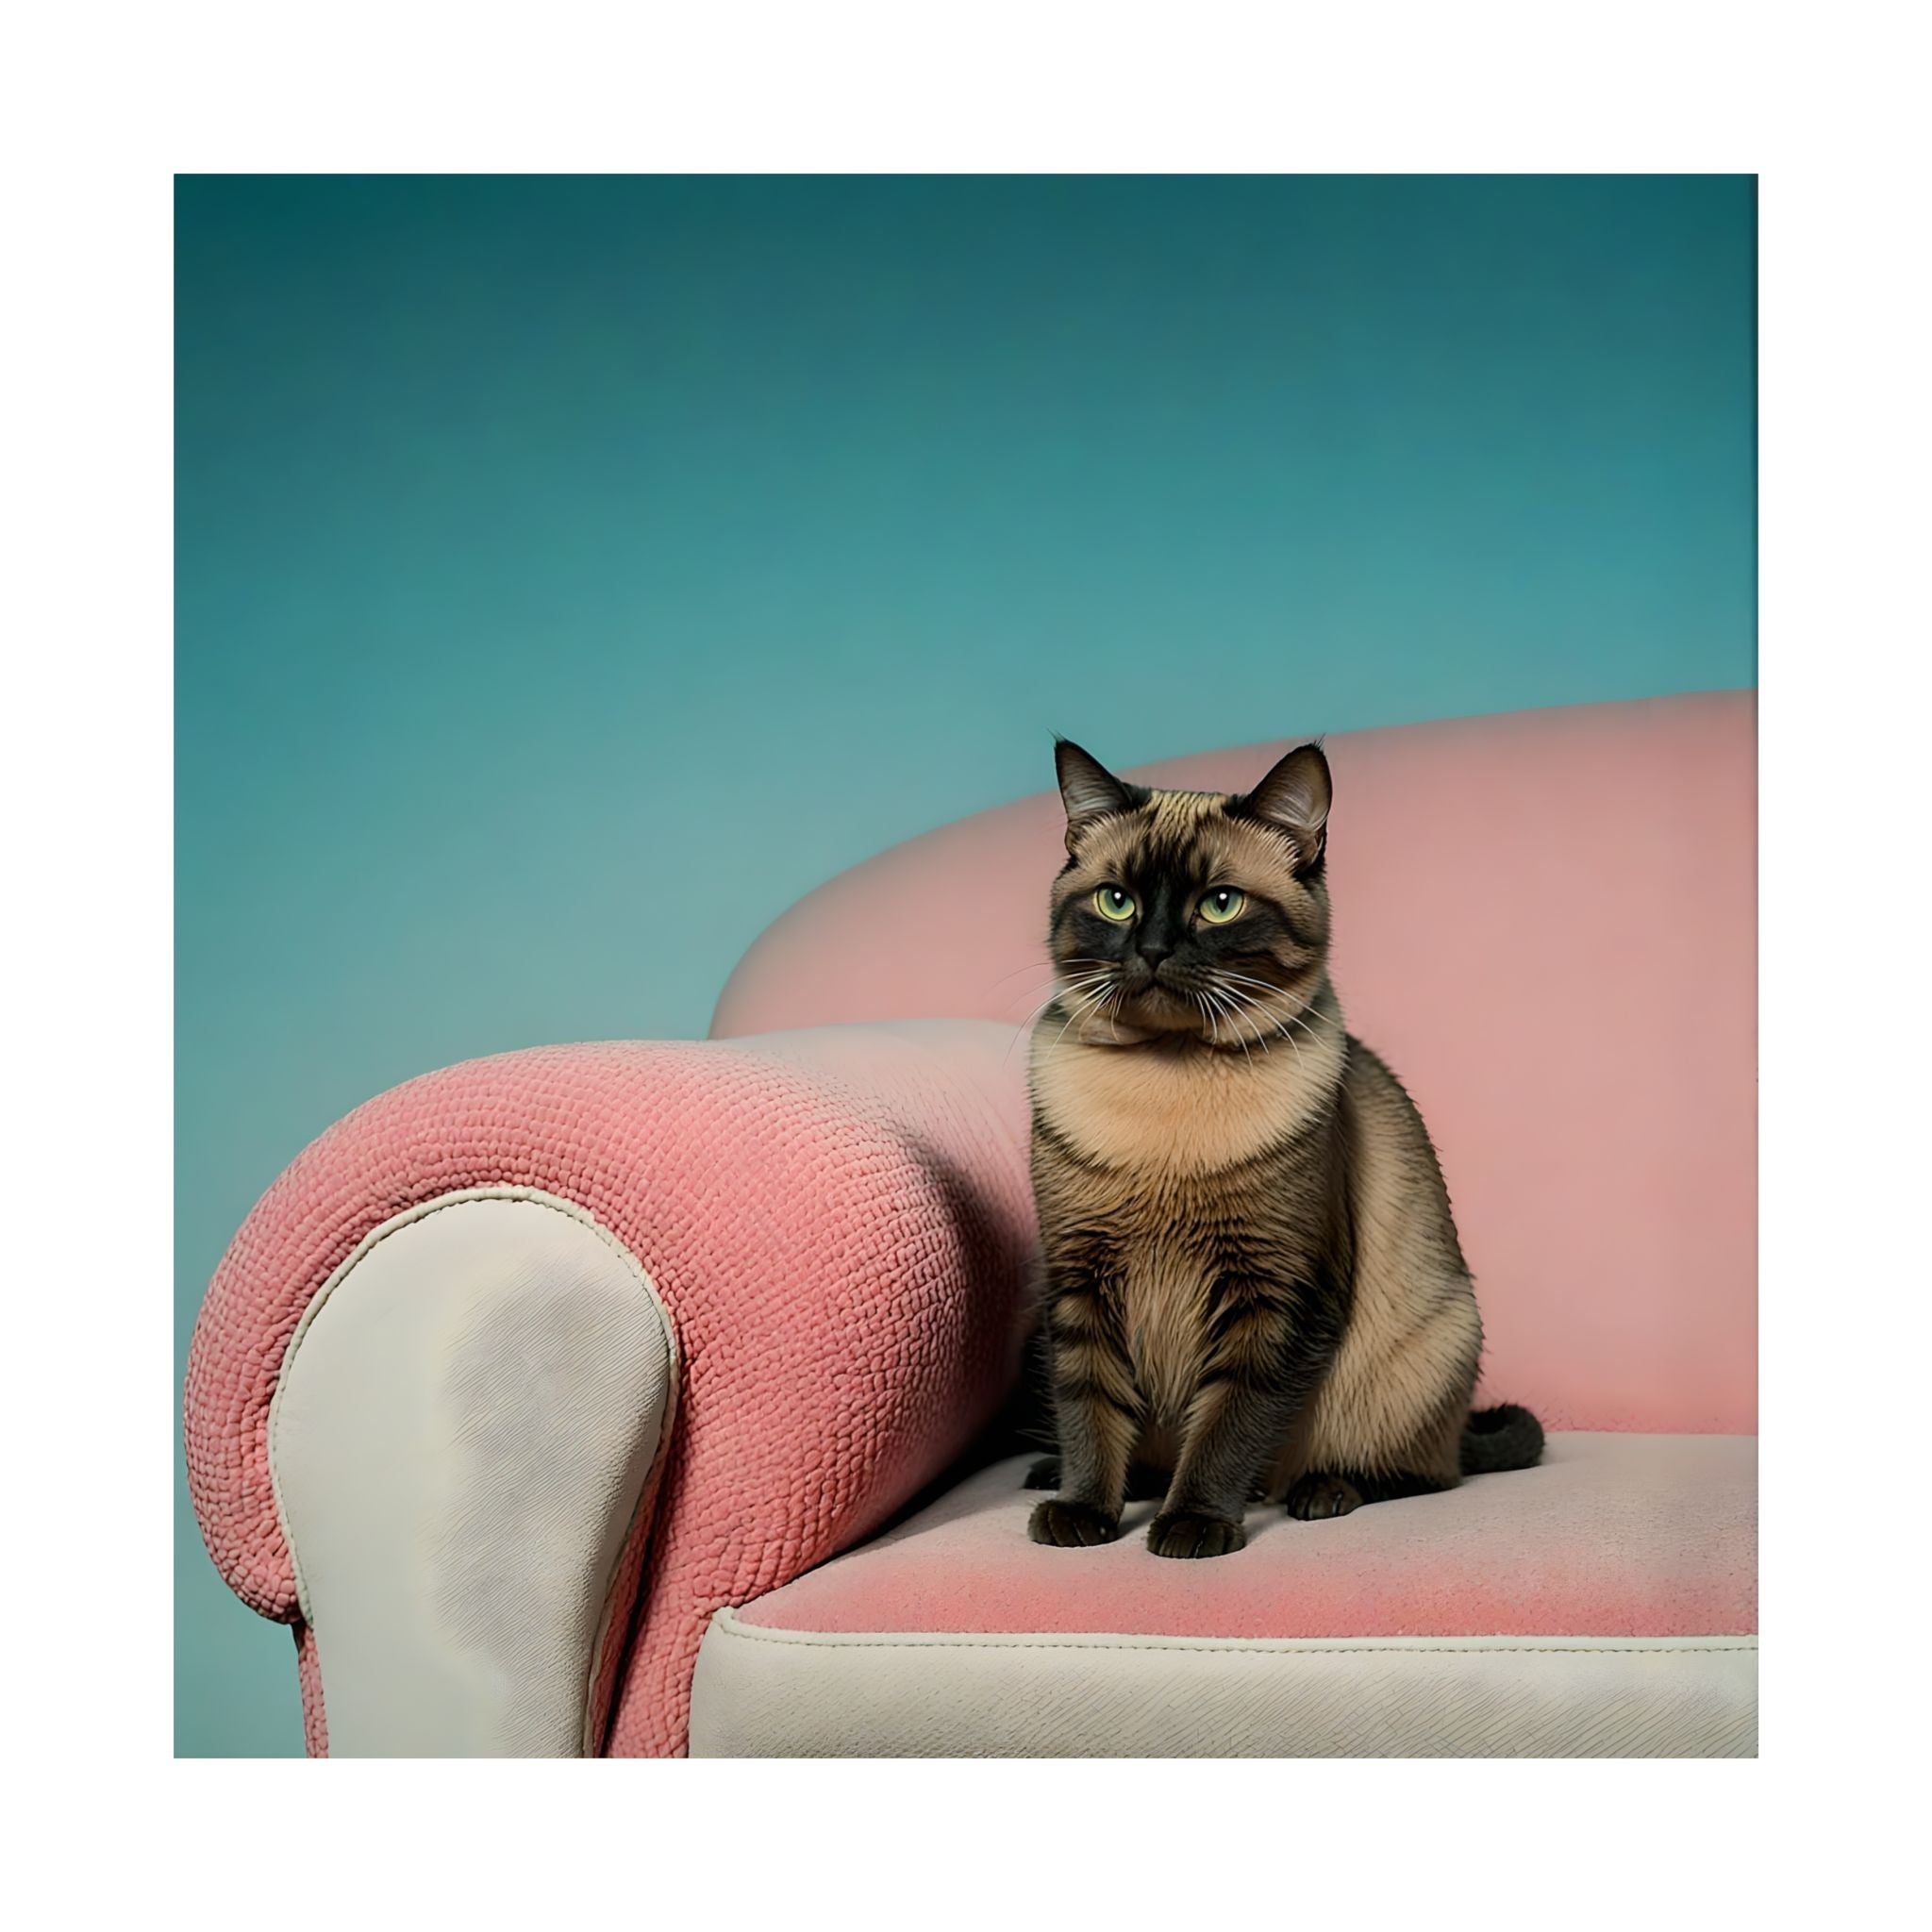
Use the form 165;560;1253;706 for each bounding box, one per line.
1025;739;1541;1558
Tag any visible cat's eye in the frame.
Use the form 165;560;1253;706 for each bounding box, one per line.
1198;888;1246;924
1094;886;1137;923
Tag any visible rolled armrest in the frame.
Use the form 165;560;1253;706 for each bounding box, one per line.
186;1018;1037;1756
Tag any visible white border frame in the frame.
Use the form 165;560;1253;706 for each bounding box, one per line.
8;0;1927;1920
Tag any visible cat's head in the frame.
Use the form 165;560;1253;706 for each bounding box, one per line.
1046;739;1334;1046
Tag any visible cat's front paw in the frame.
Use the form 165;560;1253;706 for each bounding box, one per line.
1024;1455;1061;1491
1284;1474;1363;1521
1146;1509;1247;1558
1028;1498;1120;1547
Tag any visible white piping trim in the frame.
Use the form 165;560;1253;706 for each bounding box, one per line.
707;1606;1755;1657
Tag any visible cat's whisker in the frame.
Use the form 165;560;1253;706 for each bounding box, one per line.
1012;976;1107;1029
993;959;1117;1012
1208;972;1291;1009
985;955;1112;994
1219;983;1330;1041
1002;974;1117;1067
1213;971;1291;994
1205;989;1267;1035
1052;980;1119;1050
1227;991;1271;1051
983;958;1056;992
1275;1007;1328;1044
1196;983;1229;1037
1200;984;1255;1068
1214;971;1333;1020
1038;977;1115;1011
1214;982;1276;1052
1270;1019;1312;1074
1234;990;1337;1043
1071;981;1116;1017
995;982;1074;1018
1208;972;1335;1054
1052;975;1118;1016
1207;986;1246;1041
1216;981;1307;1075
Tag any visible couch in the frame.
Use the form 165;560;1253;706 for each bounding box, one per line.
185;691;1757;1757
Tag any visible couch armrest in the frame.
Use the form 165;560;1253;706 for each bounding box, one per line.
186;1018;1037;1757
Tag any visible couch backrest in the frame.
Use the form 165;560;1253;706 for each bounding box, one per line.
713;692;1756;1433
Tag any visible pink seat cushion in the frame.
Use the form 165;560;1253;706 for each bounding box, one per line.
733;1436;1757;1641
715;693;1757;1434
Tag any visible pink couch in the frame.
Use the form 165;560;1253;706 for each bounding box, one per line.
186;691;1756;1757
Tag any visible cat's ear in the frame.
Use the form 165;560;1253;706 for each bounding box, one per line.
1235;742;1331;872
1055;739;1136;848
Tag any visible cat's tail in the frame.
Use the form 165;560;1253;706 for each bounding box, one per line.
1460;1403;1544;1475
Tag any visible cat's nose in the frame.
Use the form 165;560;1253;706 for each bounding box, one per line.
1139;943;1171;974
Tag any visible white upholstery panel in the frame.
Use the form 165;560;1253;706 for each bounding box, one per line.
690;1611;1755;1757
270;1191;675;1757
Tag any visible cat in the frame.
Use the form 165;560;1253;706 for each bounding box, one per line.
1024;737;1542;1558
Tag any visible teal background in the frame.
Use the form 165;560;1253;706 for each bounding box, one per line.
175;174;1755;1756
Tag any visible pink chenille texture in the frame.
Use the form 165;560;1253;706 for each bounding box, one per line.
718;691;1757;1436
187;1022;1039;1757
735;1438;1757;1641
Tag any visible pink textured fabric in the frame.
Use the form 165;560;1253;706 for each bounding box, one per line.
186;1021;1035;1757
735;1437;1757;1641
715;693;1757;1433
293;1624;327;1757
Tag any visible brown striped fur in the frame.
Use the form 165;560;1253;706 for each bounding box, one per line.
1025;739;1534;1557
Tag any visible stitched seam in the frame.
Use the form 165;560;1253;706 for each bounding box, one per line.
708;1611;1756;1657
265;1186;680;1752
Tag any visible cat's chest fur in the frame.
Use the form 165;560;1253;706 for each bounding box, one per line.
1030;1022;1341;1175
1030;1024;1347;1425
1114;1219;1212;1423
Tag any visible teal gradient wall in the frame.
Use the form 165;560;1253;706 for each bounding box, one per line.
175;175;1755;1755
